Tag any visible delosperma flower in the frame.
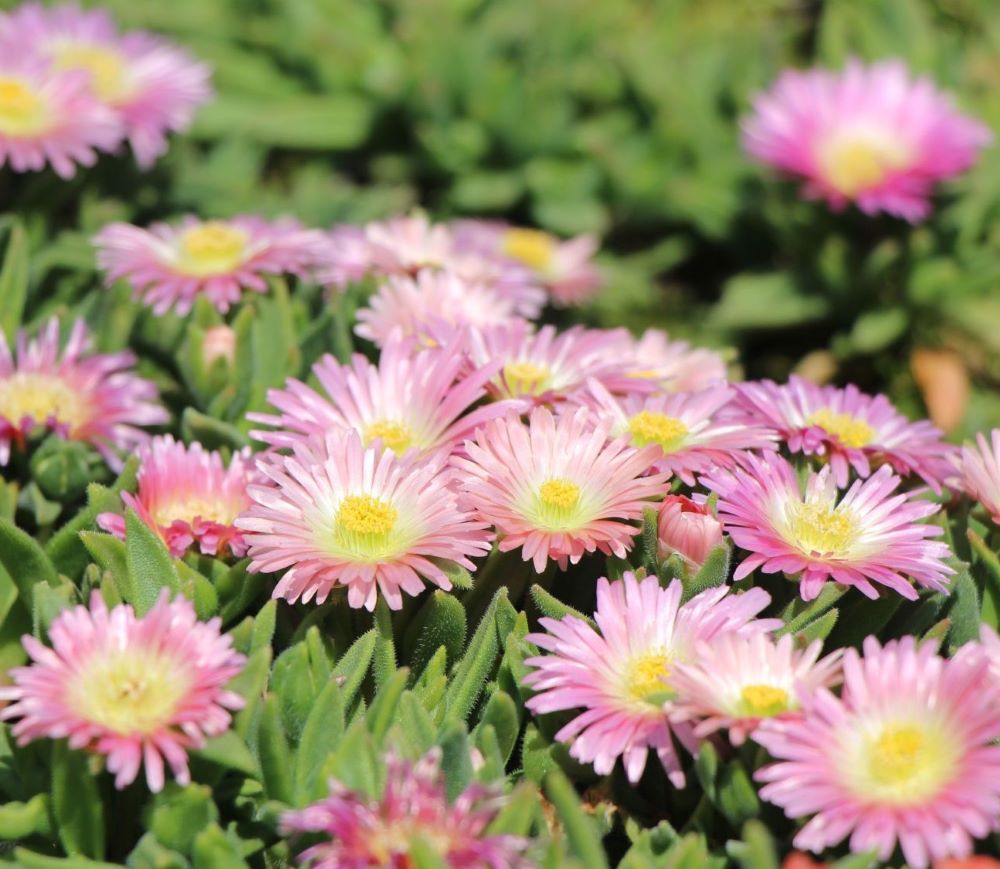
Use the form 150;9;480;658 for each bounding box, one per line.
524;572;777;784
615;328;729;393
703;453;954;601
453;406;668;572
743;59;992;221
0;592;245;792
957;430;1000;525
97;435;254;558
755;636;1000;868
93;215;327;315
0;2;212;167
236;430;493;610
657;494;724;568
735;376;956;490
0;316;166;468
282;748;529;868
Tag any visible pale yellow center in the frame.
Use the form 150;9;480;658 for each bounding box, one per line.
529;478;585;531
625;653;671;704
819;137;911;197
501;361;551;396
0;372;88;433
176;223;249;277
152;496;237;528
786;501;858;558
0;77;48;136
363;419;413;454
627;410;688;452
52;44;133;104
860;723;956;804
807;408;875;449
739;684;789;718
501;228;556;272
68;648;191;735
333;494;399;560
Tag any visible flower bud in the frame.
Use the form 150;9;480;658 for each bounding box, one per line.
202;325;236;368
30;435;95;501
657;495;723;568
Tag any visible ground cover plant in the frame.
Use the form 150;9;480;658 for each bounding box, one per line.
2;1;1000;867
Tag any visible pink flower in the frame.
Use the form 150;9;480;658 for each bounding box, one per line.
956;430;1000;525
201;324;236;368
0;591;245;792
250;333;514;458
453;406;669;572
743;59;992;221
703;452;954;601
615;328;729;393
0;316;166;468
0;52;121;177
670;632;843;746
755;636;1000;868
657;495;724;568
524;572;777;784
573;379;777;485
1;3;211;167
97;435;253;558
236;430;493;610
93;215;327;315
735;376;956;490
282;748;529;868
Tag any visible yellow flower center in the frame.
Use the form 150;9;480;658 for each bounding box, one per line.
333;494;399;560
177;222;249;277
52;43;133;104
363;419;413;454
0;77;48;136
152;496;237;529
69;648;191;735
501;228;556;272
0;372;88;433
786;501;858;558
739;684;790;718
625;653;671;704
860;723;956;804
819;136;911;198
530;478;585;531
807;408;875;449
627;410;689;452
502;361;551;396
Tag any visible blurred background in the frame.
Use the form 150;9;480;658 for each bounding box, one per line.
4;0;1000;437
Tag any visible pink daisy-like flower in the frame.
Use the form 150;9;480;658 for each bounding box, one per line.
524;572;777;784
703;452;953;601
0;591;245;793
956;430;1000;525
743;59;992;222
657;495;724;569
453;407;668;572
0;52;121;178
1;3;212;168
0;317;166;468
735;375;956;490
97;435;253;558
354;269;543;347
236;430;492;610
614;328;729;393
282;748;529;868
574;379;777;485
670;632;843;746
250;333;514;458
755;636;1000;868
93;215;327;315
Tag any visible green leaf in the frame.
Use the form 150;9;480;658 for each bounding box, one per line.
373;596;397;691
404;590;468;675
0;220;29;343
437;720;473;802
726;820;779;869
258;694;294;803
640;507;660;577
776;584;848;637
13;849;121;868
543;769;608;869
294;677;346;804
149;783;219;854
80;530;132;600
331;629;377;709
367;667;409;744
124;508;180;615
947;567;980;652
681;544;730;602
0;793;51;839
408;836;450;869
797;607;838;643
192;731;259;778
487;782;541;837
529;584;595;628
191;823;250;868
180;407;250;451
445;588;514;721
712;273;829;330
396;691;437;756
250;599;277;652
474;689;520;764
52;741;105;859
0;517;60;605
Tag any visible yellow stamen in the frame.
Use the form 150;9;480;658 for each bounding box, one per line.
807;408;875;449
176;222;248;277
625;653;671;704
502;361;551;396
530;478;584;531
53;44;132;104
860;723;956;804
363;419;413;454
152;497;236;528
819;137;911;198
333;494;399;560
501;228;556;272
0;372;88;433
627;410;688;452
0;77;48;136
739;684;789;718
786;501;857;558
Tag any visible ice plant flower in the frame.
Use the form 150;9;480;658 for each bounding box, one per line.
755;636;1000;868
0;53;121;177
704;452;953;601
524;572;777;784
670;632;843;746
0;592;245;792
281;748;528;868
956;430;1000;525
237;430;492;610
456;407;669;571
735;376;956;490
250;333;513;458
0;3;212;167
0;317;166;468
615;328;729;393
93;215;327;315
743;59;992;221
657;495;724;568
97;435;253;558
575;380;777;484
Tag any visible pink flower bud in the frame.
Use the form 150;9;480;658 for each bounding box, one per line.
202;325;236;367
657;495;723;568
